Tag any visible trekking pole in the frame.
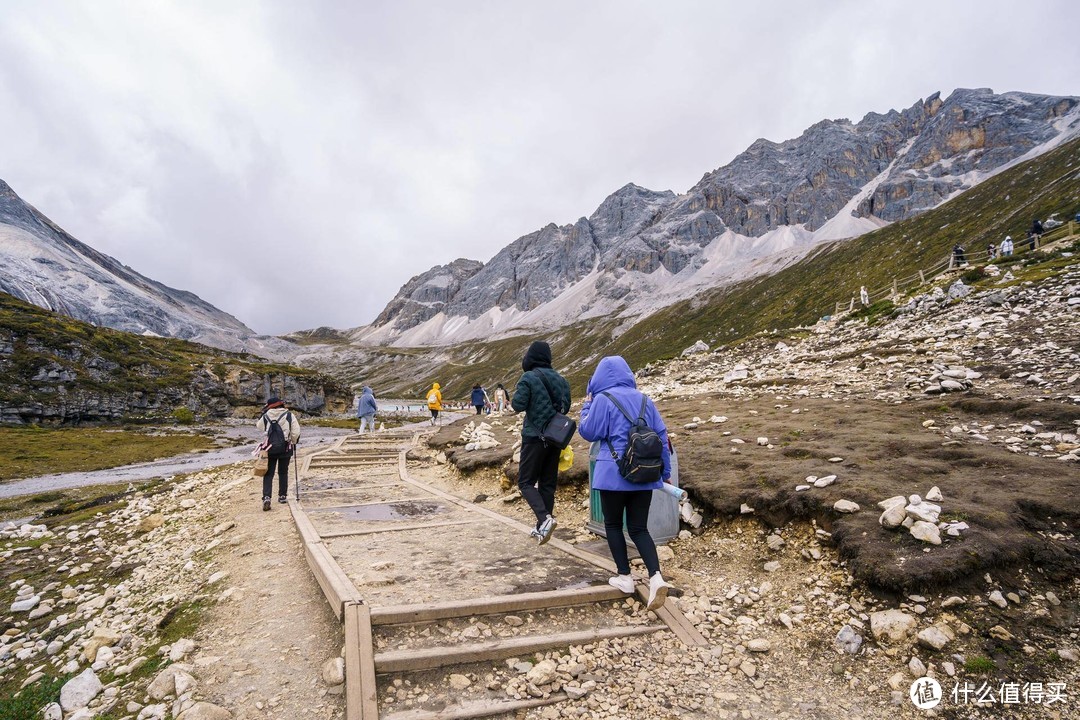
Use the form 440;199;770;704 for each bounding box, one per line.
293;443;300;501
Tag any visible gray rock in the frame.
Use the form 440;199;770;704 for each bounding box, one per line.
835;625;863;654
681;340;710;356
60;668;103;712
526;659;558;686
176;702;233;720
989;590;1008;609
147;665;195;701
879;503;907;528
870;610;917;643
833;499;860;513
909;520;942;545
746;638;771;653
321;657;345;686
917;625;954;651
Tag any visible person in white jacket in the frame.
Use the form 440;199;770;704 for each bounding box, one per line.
256;396;301;510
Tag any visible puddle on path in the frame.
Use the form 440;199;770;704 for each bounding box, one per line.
311;500;448;521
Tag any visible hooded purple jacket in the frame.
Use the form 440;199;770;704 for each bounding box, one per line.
578;356;671;492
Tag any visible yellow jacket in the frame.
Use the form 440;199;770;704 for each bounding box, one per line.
426;383;442;410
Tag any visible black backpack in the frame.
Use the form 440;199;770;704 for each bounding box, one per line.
601;392;663;484
263;412;292;456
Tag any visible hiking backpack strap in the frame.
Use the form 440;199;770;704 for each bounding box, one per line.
599;392;649;460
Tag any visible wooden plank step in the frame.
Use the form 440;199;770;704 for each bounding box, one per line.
373;625;664;673
308;497;433;512
344;603;379;720
371;585;626;626
380;694;567;720
321;518;478;539
299;482;407;495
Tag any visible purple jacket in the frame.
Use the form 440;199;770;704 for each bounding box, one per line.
578;356;671;492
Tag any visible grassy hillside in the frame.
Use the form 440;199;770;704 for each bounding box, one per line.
0;291;350;423
345;135;1080;397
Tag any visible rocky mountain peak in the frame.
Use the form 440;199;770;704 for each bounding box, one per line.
365;88;1079;346
0;179;293;357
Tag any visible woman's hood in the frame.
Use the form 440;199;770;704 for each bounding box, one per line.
586;356;637;395
432;383;440;390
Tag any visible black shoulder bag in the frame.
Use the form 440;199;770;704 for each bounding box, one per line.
529;370;576;449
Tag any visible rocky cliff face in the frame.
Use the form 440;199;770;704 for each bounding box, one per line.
0;292;350;425
366;88;1079;345
0;180;294;357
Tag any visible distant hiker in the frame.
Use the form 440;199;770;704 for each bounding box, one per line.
986;242;997;261
512;340;571;546
952;244;967;267
357;386;377;434
859;286;869;306
426;382;443;425
493;383;510;415
1031;218;1043;248
1025;230;1037;252
1001;236;1014;257
471;384;489;415
578;356;674;610
256;396;301;510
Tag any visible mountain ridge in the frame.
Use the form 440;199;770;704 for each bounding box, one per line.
0;179;294;358
358;88;1079;347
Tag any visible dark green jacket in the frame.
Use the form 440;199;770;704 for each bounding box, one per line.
512;368;571;439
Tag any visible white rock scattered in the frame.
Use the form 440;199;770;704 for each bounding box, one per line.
833;499;860;513
870;610;917;643
60;668;104;712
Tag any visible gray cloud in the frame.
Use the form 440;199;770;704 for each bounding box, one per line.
0;0;1076;334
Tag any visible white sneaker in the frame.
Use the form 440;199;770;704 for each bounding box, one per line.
647;572;673;610
608;574;634;594
536;515;557;546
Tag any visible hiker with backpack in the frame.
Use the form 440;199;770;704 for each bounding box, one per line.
357;386;377;434
511;340;572;546
256;396;301;511
426;382;443;425
578;355;674;611
470;384;489;415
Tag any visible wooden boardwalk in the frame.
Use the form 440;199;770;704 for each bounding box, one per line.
289;428;706;720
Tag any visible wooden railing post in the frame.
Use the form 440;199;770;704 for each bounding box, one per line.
919;269;925;284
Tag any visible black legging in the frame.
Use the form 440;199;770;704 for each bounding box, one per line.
599;489;660;577
517;437;560;526
474;405;484;414
263;454;290;498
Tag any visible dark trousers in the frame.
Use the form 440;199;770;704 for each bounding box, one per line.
599;489;660;577
263;454;290;498
474;405;484;414
518;437;560;526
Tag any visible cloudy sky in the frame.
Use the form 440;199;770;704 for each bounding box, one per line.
1;1;1076;334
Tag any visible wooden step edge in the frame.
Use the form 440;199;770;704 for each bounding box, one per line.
373;624;664;673
379;693;568;720
371;585;627;625
321;518;478;539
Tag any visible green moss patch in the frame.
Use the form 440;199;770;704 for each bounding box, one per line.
1;426;215;482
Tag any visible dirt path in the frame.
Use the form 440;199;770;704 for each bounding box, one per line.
182;463;348;720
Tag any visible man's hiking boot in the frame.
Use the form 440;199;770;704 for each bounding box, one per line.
262;497;271;512
608;574;635;594
529;528;542;542
278;495;287;504
647;572;673;610
536;515;557;546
